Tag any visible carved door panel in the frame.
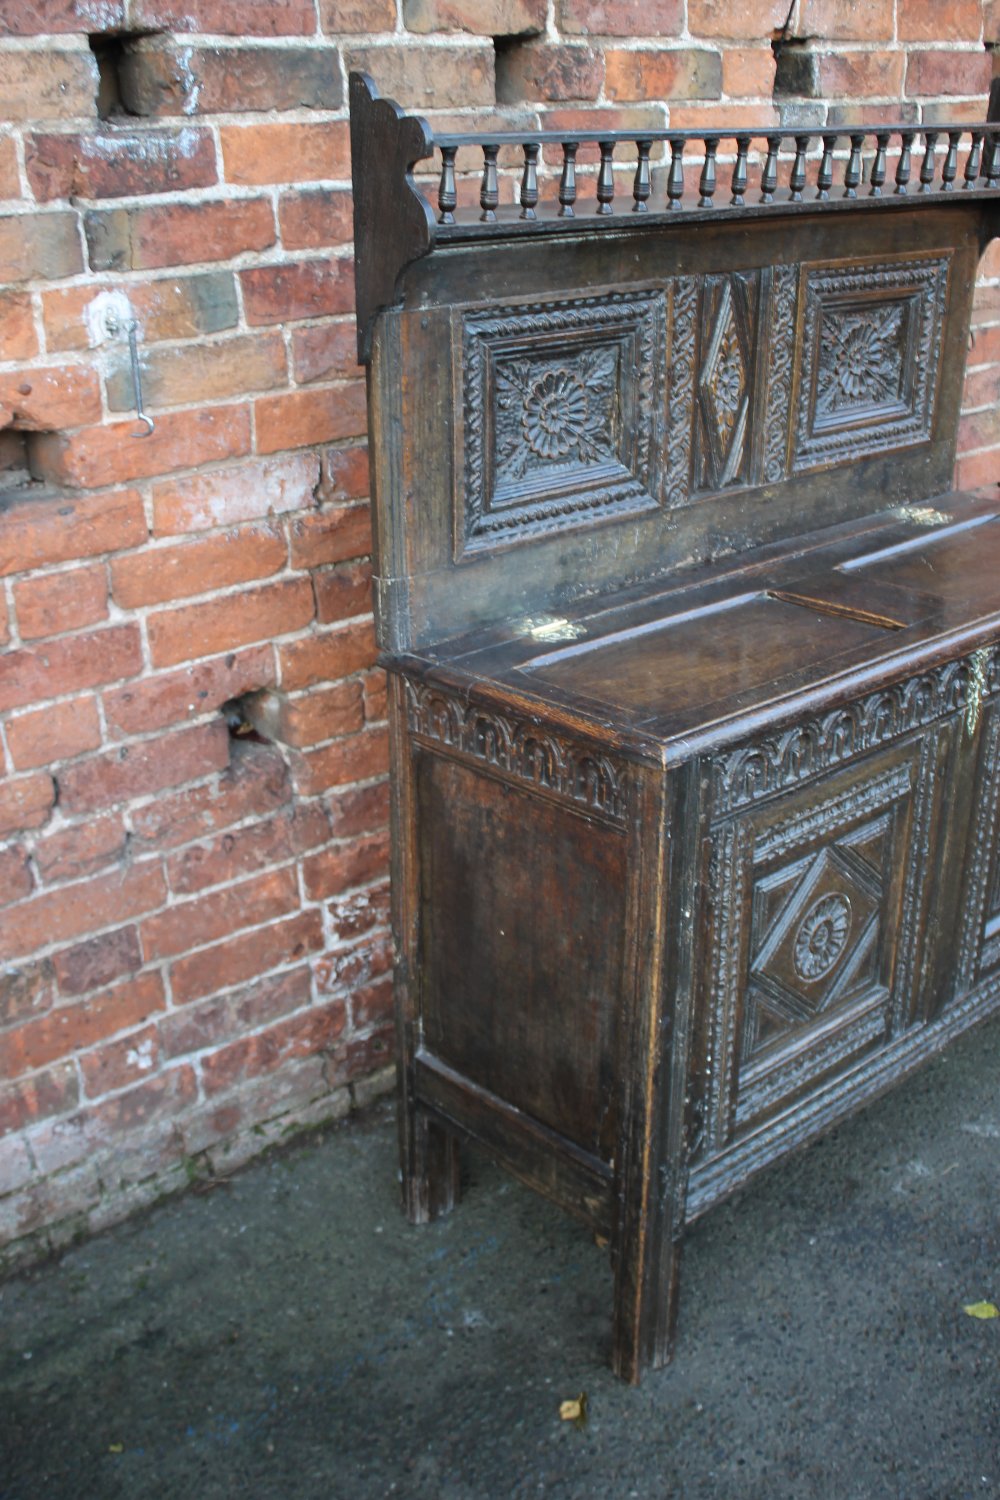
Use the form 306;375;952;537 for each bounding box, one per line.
698;736;933;1155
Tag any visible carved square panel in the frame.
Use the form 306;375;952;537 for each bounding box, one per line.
457;292;666;556
693;271;761;494
792;254;949;473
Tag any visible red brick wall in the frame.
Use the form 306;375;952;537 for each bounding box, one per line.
0;0;997;1265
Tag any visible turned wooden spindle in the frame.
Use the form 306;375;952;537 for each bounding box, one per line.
986;132;1000;188
964;131;984;189
731;134;750;205
438;145;457;224
480;143;499;222
667;138;685;209
632;139;652;212
868;132;888;197
816;134;835;199
789;135;809;201
699;136;719;206
843;133;864;198
895;130;914;193
519;142;539;220
919;130;939;192
558;141;578;217
596;140;615;214
760;135;779;203
941;131;961;192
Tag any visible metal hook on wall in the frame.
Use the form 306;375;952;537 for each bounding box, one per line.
126;318;154;438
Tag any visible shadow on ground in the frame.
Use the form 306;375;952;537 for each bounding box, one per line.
1;1018;998;1500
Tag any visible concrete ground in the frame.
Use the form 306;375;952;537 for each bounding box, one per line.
1;1019;997;1500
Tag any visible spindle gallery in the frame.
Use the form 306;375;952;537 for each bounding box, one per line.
350;72;1000;1382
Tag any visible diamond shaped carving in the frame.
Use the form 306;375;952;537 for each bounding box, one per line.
694;271;759;493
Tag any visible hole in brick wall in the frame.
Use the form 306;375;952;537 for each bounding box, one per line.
771;37;818;99
493;33;541;105
0;430;53;507
89;32;156;119
222;693;269;746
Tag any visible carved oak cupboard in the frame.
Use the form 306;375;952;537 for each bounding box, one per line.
349;73;1000;1381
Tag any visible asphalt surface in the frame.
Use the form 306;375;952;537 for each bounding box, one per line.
1;1017;997;1500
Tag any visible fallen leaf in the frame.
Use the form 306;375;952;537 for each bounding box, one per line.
108;1443;124;1454
963;1301;999;1320
559;1392;588;1427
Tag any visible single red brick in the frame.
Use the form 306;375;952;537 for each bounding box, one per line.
130;0;315;33
0;212;83;283
85;197;276;274
103;646;274;739
243;680;364;748
402;0;544;29
665;101;780;129
152;452;320;536
0;624;142;713
363;669;387;723
33;814;127;885
314;929;391;996
721;47;777;98
289;726;389;796
147;577;314;669
797;0;893;38
497;41;603;103
955;449;1000;489
220;121;350;186
330;1024;394;1086
906;50;992;98
321;0;396;25
14;565;108;641
141;865;299;960
558;0;683;33
32;405;252;491
160;966;311;1058
316;445;369;504
605;47;722;102
0;856;164;963
288;504;371;569
343;44;494;109
122;39;343;115
0;46;97;121
963;365;1000;411
959;409;1000;452
313;562;372;625
279;619;376;691
25;127;217;201
42;273;239;353
107;332;287;412
0;773;55;837
279;188;353;250
200;997;347;1095
0;845;33;905
352;974;393;1030
0;292;38;361
326;779;389;840
0;957;55;1028
256;383;367;454
79;1022;160;1098
130;740;290;852
59;719;231;816
0;489;145;579
0;0;126;32
6;697;102;771
0;972;165;1075
53;925;142;997
302;829;390;900
328;879;390;941
0;1063;78;1138
111;523;287;609
167;803;330;896
241;259;354;326
817;50;905;97
901;0;982;38
170;908;324;1006
290;321;357;385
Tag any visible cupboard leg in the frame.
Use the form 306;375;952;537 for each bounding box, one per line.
610;1197;684;1384
400;1102;461;1224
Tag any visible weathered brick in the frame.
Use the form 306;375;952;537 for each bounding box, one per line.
0;489;145;578
220;121;350;186
59;719;231;815
665;101;780;129
343;44;495;109
122;39;343;115
955;448;1000;489
0;958;55;1028
53;926;142;997
363;669;387;723
241;259;354;326
817;50;905;98
103;646;274;739
167;804;329;897
0;972;165;1077
288;504;371;569
0;862;166;964
0;45;97;121
152;452;320;537
279;619;376;691
0;624;142;713
352;974;393;1029
0;846;33;906
314;929;391;996
107;332;287;412
200;997;346;1095
963;364;1000;410
605;47;722;102
6;698;102;771
0;213;83;284
901;0;982;39
130;740;289;852
160;966;310;1058
31;405;252;490
0;134;17;198
143;866;299;961
111;522;287;608
290;322;358;386
0;292;38;361
403;0;544;29
0;365;102;432
279;188;353;251
959;409;1000;452
905;50;992;98
130;0;316;32
147;577;314;669
797;0;894;38
170;909;323;1006
86;198;275;274
496;41;603;103
722;47;777;98
330;1024;394;1086
289;726;388;796
688;0;792;37
0;1;126;33
25;128;217;202
14;564;108;641
558;0;683;35
0;1063;78;1139
79;1022;160;1097
328;879;390;941
0;773;55;836
33;814;127;885
314;561;372;624
243;680;364;748
42;273;239;353
316;445;369;504
302;829;390;900
255;383;367;454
